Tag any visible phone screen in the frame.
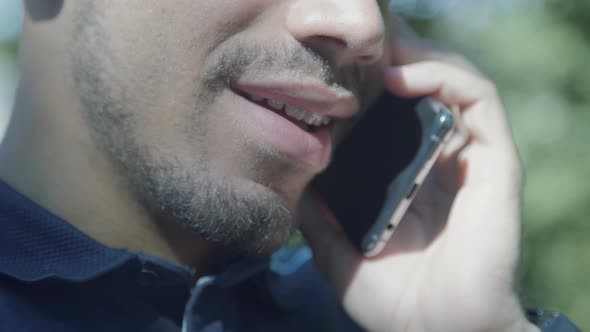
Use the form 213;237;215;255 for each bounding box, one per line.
310;94;422;249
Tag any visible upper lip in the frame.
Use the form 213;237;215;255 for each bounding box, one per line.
231;79;359;119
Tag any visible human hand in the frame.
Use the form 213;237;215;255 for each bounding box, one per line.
300;18;539;332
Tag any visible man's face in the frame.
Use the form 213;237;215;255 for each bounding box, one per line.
70;0;389;255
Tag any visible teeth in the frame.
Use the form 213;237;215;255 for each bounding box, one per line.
284;105;331;127
291;109;331;127
285;104;305;120
303;113;319;126
247;94;331;127
267;99;285;111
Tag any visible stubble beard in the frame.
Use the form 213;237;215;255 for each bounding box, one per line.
72;54;295;256
72;24;300;257
70;5;367;256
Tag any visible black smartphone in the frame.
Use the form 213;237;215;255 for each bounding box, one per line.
311;94;455;256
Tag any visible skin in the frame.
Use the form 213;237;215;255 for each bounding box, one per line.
1;1;538;331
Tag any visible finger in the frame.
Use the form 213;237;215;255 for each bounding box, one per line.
385;62;494;105
384;62;514;148
385;62;525;228
298;191;362;297
440;104;471;159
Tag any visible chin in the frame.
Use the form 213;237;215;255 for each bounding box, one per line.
224;220;296;258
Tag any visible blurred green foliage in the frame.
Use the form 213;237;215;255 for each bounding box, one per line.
0;41;17;55
407;1;590;328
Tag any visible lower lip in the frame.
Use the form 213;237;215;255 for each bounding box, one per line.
233;92;332;168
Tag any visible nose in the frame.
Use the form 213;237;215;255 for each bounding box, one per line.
286;0;386;65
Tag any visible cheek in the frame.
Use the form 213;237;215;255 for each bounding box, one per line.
100;0;272;76
96;0;275;133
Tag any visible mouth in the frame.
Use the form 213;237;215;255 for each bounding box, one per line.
237;91;334;133
227;79;359;168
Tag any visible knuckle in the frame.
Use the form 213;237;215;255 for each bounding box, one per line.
511;158;525;182
479;79;499;97
504;150;525;183
514;154;525;181
454;55;484;75
420;59;443;70
446;53;474;69
430;51;483;75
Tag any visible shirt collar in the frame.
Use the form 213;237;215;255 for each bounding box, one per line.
0;180;191;283
0;180;313;309
0;180;331;329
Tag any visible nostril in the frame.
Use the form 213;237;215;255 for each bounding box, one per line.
301;36;381;65
286;1;386;65
302;35;348;51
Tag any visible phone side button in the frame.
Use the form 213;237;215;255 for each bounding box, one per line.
406;183;419;200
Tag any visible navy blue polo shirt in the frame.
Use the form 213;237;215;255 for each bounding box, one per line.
0;181;362;332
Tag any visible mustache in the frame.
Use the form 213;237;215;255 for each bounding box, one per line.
200;42;365;101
